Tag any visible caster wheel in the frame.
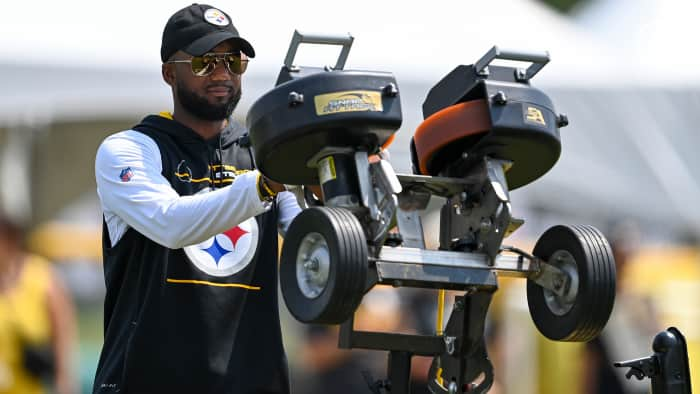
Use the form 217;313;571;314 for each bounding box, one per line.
280;207;368;324
527;225;616;342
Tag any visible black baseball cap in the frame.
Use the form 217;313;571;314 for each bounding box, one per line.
161;3;256;62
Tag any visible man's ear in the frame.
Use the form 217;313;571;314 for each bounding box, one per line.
162;63;175;87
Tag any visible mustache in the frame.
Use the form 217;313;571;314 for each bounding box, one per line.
206;82;234;89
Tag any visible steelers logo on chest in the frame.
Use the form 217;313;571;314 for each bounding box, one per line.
184;218;259;277
182;187;259;277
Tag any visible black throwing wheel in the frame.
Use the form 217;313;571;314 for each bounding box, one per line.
281;207;368;324
527;225;616;342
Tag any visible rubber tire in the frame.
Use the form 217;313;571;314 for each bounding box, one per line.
527;225;616;342
281;207;368;324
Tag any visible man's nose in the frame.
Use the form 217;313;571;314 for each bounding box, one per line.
209;59;231;80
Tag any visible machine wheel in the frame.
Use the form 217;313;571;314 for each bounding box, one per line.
280;207;368;324
527;225;616;342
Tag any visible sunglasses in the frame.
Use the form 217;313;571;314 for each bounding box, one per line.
167;52;249;76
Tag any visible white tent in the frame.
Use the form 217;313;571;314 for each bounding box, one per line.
577;0;700;85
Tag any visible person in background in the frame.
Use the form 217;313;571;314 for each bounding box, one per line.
0;213;77;394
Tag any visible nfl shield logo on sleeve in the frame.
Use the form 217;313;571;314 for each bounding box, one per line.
119;167;133;182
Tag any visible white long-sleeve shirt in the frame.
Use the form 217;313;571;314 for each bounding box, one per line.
95;130;301;249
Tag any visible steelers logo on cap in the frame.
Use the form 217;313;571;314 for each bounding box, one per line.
204;8;230;26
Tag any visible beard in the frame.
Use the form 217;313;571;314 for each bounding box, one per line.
176;81;241;121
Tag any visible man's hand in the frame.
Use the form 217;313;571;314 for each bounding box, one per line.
262;175;287;194
257;174;287;202
306;185;323;200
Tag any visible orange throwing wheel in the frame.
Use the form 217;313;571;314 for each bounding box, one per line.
413;99;492;176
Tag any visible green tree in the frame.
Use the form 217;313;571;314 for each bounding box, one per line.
539;0;590;13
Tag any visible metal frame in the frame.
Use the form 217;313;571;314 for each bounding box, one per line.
283;30;354;70
339;291;497;394
474;45;550;81
276;41;581;394
329;154;571;393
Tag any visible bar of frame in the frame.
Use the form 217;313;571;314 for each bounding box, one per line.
338;315;444;356
373;247;540;281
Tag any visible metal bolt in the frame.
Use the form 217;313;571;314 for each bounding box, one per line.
480;218;492;233
448;381;458;394
515;68;527;81
303;258;319;271
383;83;398;97
288;91;304;107
492;91;507;105
557;113;569;128
553;276;564;290
444;336;457;355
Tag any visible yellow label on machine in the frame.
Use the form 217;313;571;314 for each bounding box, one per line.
318;156;337;184
525;106;546;126
314;90;383;116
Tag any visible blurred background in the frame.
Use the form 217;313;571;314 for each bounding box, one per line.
1;0;699;392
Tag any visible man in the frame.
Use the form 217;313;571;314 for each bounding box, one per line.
93;4;300;393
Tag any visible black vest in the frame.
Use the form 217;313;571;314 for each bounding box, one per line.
93;115;289;394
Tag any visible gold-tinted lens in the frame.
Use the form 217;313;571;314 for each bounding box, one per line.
224;54;248;74
190;55;215;76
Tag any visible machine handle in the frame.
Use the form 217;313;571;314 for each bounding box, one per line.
474;46;550;81
283;30;355;70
